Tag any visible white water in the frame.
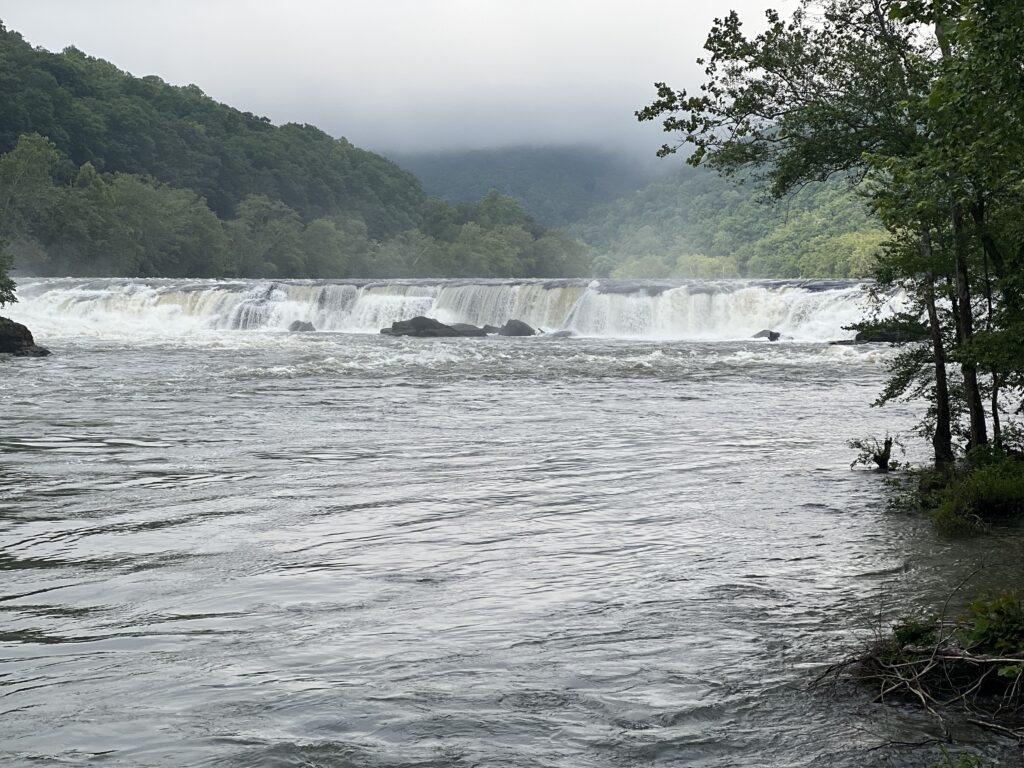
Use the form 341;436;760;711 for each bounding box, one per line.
9;277;899;342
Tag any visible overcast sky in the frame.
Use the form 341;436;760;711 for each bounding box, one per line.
2;1;782;156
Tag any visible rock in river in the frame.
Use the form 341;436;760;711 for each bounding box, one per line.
381;316;487;337
497;319;536;337
0;316;51;357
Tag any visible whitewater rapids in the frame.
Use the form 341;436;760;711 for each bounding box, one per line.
8;277;900;342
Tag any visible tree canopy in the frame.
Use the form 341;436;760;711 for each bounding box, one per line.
639;0;1024;468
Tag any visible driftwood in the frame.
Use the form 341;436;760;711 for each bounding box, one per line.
816;627;1024;740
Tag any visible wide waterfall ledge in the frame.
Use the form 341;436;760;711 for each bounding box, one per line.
8;277;902;343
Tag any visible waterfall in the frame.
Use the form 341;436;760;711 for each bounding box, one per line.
8;277;894;342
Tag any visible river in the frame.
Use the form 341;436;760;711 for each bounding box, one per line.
2;278;1021;766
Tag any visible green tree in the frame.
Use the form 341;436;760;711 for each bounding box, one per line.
643;0;1024;465
227;195;304;277
635;0;986;469
0;239;16;306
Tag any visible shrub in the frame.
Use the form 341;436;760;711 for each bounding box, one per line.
931;451;1024;533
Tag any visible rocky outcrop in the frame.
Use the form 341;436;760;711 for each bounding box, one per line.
0;316;51;357
380;316;487;337
288;320;315;332
853;327;928;343
449;323;489;336
497;319;536;337
380;316;539;338
753;329;781;342
838;317;930;344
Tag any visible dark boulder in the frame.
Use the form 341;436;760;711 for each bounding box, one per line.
497;319;536;337
381;316;486;338
831;323;931;345
753;329;781;342
0;316;51;357
448;323;488;336
854;328;928;343
288;320;315;332
843;316;930;343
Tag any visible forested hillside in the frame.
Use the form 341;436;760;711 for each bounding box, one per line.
0;23;586;280
392;144;884;279
572;165;885;278
389;146;658;227
0;27;422;238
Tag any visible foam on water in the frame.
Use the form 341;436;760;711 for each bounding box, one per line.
9;277;902;344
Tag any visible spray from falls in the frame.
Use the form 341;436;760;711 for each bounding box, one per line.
9;277;890;342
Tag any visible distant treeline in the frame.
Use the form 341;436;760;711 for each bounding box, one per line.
397;147;885;279
0;23;587;280
389;146;659;228
570;166;885;279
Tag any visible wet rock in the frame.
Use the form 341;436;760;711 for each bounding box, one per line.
449;323;488;336
288;320;315;332
0;316;51;357
753;329;781;342
854;327;928;343
381;316;486;337
841;316;930;343
381;316;536;338
497;319;536;337
830;323;931;345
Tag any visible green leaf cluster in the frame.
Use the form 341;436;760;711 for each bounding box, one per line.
961;592;1024;658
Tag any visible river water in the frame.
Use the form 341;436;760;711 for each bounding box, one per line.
2;279;1021;767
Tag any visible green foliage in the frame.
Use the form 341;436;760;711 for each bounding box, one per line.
0;27;424;237
848;434;905;471
932;452;1024;533
891;615;938;648
391;146;657;227
888;592;1024;678
928;747;986;768
0;238;16;306
639;0;1024;472
960;592;1024;659
573;166;884;278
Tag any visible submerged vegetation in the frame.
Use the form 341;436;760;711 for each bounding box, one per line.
824;590;1024;739
639;0;1024;743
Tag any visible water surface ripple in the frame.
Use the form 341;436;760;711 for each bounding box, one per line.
2;335;1021;766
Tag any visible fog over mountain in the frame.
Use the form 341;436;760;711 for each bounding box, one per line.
0;0;782;156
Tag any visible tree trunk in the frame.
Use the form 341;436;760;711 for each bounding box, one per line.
970;197;1018;312
992;374;1002;450
921;228;954;473
950;199;988;450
